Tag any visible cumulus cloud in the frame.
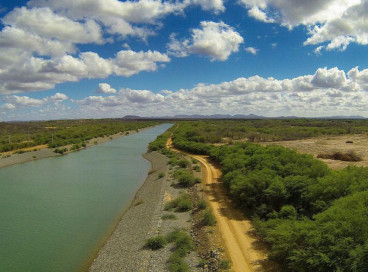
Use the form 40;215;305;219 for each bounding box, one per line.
69;67;368;118
96;83;117;94
3;92;69;109
0;50;170;94
240;0;367;51
191;0;225;13
168;21;244;61
3;7;103;44
245;47;259;55
27;0;224;40
47;92;68;101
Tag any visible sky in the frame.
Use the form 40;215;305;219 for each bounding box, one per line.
0;0;368;120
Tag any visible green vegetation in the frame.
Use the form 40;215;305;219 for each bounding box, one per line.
200;209;216;226
158;172;165;178
0;119;159;152
172;119;368;149
219;259;231;270
173;169;200;187
145;229;195;272
164;193;193;212
144;235;167;250
169;120;368;271
166;229;195;272
162;214;177;220
197;199;207;210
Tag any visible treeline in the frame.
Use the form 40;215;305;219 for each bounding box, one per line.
0;119;159;152
170;119;368;144
170;120;368;271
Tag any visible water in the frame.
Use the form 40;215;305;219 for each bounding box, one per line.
0;124;171;272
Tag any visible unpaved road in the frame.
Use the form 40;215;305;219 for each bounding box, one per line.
167;138;269;272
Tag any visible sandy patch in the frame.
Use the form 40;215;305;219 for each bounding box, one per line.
261;134;368;169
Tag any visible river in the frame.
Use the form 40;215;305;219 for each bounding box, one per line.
0;123;171;272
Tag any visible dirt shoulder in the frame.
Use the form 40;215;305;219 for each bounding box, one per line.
192;155;272;272
167;138;273;272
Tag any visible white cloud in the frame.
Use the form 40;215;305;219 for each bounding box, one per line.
0;50;170;94
1;103;16;110
311;67;347;89
0;26;75;57
3;7;103;44
70;67;368;118
248;6;273;23
96;83;117;94
47;92;68;101
191;0;225;13
5;95;45;108
240;0;366;51
245;47;259;55
113;50;170;76
168;21;244;61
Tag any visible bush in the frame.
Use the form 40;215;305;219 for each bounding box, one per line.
166;229;194;272
219;259;231;270
162;214;177;220
164;193;193;212
173;169;197;187
317;150;362;162
197;199;207;210
158;172;165;178
193;165;201;172
144;235;167;250
201;209;216;226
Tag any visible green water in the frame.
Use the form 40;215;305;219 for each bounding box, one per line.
0;124;171;272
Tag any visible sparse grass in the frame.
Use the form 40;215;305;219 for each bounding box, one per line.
164;193;193;212
173;169;199;187
134;199;144;206
201;209;216;226
193;165;201;172
162;213;177;220
219;259;231;270
148;169;157;175
317;150;362;162
197;199;207;210
144;235;167;250
166;229;195;272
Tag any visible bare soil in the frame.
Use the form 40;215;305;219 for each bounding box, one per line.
261;134;368;169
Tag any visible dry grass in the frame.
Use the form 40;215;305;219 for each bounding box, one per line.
262;134;368;169
317;150;362;162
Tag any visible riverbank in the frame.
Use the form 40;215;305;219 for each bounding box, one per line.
88;151;170;271
0;127;152;170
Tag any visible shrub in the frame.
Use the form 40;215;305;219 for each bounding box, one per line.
158;172;165;178
144;235;167;250
201;209;216;226
193;165;201;172
317;150;362;162
164;194;193;212
174;169;197;187
162;214;177;220
197;199;207;210
219;259;231;270
166;229;194;272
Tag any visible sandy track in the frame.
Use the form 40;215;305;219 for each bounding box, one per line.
167;138;269;272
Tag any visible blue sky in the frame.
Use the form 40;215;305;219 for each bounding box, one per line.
0;0;368;120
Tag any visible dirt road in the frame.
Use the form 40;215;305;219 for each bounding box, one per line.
167;138;269;272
